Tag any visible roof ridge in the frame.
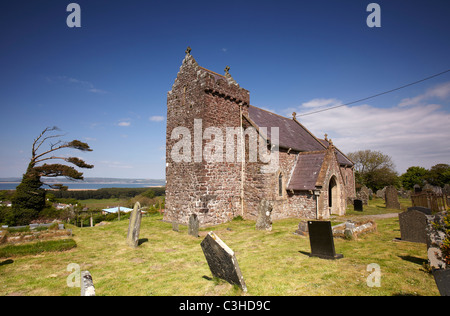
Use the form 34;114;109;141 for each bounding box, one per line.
248;105;293;121
298;150;326;155
292;117;328;150
198;66;226;78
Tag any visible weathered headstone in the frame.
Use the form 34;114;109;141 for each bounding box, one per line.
354;199;363;212
81;271;95;296
255;199;273;231
188;213;199;237
307;221;343;260
127;202;142;248
172;221;179;232
398;207;431;243
376;187;386;199
200;231;247;292
358;186;370;205
294;220;308;236
433;268;450;296
385;185;401;209
426;212;447;270
413;184;421;194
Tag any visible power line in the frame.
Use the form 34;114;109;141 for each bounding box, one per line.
298;69;450;117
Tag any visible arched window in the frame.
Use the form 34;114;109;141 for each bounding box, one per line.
278;173;283;196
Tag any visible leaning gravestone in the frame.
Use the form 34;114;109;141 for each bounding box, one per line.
200;231;247;292
255;199;273;231
385;185;401;209
354;199;363;212
127;202;142;248
307;221;343;260
188;213;199;237
81;271;95;296
398;207;431;243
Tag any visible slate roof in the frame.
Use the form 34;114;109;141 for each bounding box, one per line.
248;105;326;152
287;152;326;191
246;105;354;191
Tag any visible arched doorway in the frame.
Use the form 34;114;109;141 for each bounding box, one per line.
328;176;339;215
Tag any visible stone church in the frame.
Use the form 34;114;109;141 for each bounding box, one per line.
164;48;356;227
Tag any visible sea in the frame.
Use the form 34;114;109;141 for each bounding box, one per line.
0;183;162;191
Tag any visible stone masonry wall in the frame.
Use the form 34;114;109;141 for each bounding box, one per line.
165;53;250;227
165;52;353;226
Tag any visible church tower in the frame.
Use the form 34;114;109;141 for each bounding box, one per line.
164;47;250;227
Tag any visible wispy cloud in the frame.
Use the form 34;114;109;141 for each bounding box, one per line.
149;115;165;122
88;88;107;94
399;81;450;107
55;76;107;94
117;121;131;127
301;98;341;108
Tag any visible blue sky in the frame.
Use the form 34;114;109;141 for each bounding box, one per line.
1;0;449;179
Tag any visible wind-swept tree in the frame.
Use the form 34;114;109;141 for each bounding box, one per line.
12;127;94;224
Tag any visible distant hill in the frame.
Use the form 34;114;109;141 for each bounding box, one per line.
0;177;165;185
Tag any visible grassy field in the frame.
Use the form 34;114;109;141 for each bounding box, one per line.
79;198;126;209
0;197;440;296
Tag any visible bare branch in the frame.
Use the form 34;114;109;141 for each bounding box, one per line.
32;144;71;163
34;156;67;164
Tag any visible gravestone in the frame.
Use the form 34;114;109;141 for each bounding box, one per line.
81;271;95;296
398;207;431;243
433;269;450;296
307;221;343;260
200;231;247;292
376;187;386;199
294;221;308;236
385;185;401;209
188;213;199;237
358;186;370;205
426;212;447;270
255;199;273;231
413;184;422;194
172;221;179;232
354;199;363;212
127;202;142;248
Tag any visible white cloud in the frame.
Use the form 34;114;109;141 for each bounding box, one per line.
118;121;131;127
399;81;450;107
286;83;450;173
88;88;107;94
149;115;165;122
301;98;341;108
56;76;107;94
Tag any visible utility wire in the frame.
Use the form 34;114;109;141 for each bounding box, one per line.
298;69;450;117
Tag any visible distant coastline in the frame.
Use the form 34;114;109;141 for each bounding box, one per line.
0;178;165;191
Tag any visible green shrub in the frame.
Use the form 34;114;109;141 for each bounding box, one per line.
0;239;77;258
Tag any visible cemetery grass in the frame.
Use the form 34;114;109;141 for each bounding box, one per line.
0;201;439;296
